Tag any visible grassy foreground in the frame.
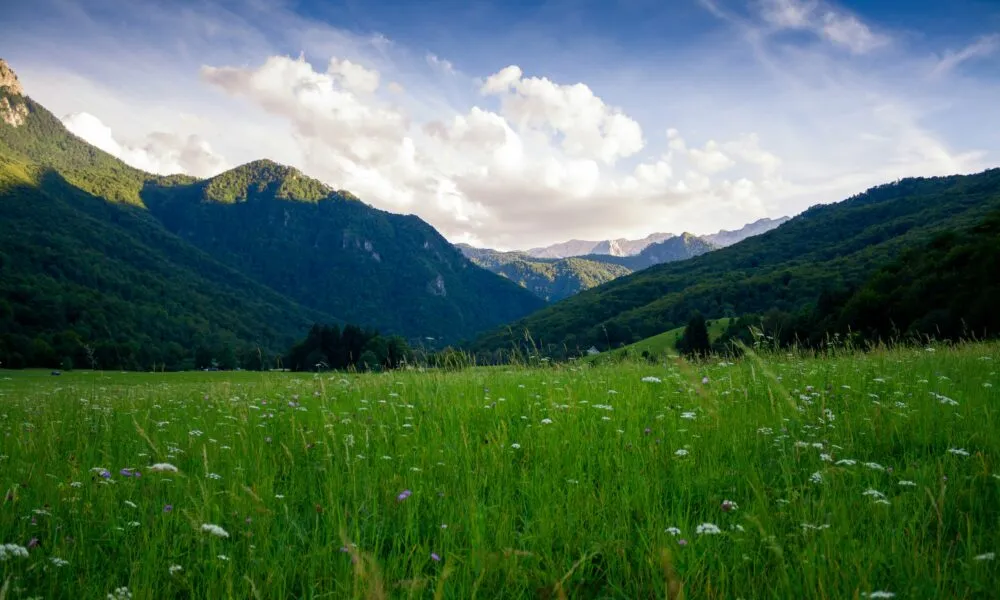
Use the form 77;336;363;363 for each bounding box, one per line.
1;344;998;599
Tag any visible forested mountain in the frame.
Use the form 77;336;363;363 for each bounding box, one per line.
465;222;781;301
141;161;544;340
456;245;632;301
0;60;543;369
470;169;1000;357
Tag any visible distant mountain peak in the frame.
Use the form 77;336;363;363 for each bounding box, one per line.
203;159;337;204
0;59;24;96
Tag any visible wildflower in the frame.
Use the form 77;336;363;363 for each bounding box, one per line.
540;418;553;425
431;552;441;562
864;462;885;471
70;481;83;488
701;377;709;385
218;554;229;561
948;448;970;457
674;449;689;457
863;592;895;599
189;430;204;437
898;481;917;487
27;537;39;548
0;543;29;560
819;453;832;462
397;489;412;502
163;505;173;512
974;552;995;561
200;524;229;538
148;463;178;473
169;564;183;575
108;587;132;600
511;443;521;449
835;459;857;466
207;473;222;480
721;500;739;512
696;523;721;535
124;500;137;508
680;412;696;420
810;472;823;484
677;538;688;546
50;557;69;567
642;376;662;383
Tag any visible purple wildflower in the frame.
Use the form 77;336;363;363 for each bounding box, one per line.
678;539;688;546
27;537;39;549
163;504;173;512
397;489;412;502
431;552;441;562
120;468;134;477
99;470;111;479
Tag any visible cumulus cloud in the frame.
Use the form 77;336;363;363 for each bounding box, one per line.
480;65;645;165
62;111;227;177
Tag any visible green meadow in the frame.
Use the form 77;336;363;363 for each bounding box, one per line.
1;343;998;599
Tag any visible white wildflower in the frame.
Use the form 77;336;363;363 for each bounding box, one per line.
674;449;689;457
189;430;204;437
835;459;857;466
107;587;132;600
863;592;895;599
974;552;995;561
810;472;823;484
696;523;721;535
898;480;917;487
217;554;229;561
200;523;229;538
511;443;521;449
862;489;887;500
642;376;662;383
207;473;222;480
680;412;696;420
665;527;682;536
864;462;885;471
819;453;832;462
0;543;29;561
169;564;183;575
948;448;970;457
124;500;137;508
541;418;553;425
50;557;69;567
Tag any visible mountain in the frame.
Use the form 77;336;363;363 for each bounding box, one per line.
140;161;544;341
469;169;1000;357
525;232;675;258
456;245;632;302
520;218;789;260
0;59;543;369
461;232;717;301
701;217;791;247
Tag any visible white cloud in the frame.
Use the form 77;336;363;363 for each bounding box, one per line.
480;65;645;165
756;0;888;54
7;0;993;250
930;34;1000;78
62;111;227;177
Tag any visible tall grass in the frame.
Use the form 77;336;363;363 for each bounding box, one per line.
1;342;998;598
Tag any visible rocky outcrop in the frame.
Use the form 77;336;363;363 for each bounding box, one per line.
0;59;24;96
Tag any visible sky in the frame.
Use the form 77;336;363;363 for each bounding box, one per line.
2;0;998;250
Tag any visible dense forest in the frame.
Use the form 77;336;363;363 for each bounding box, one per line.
284;323;415;371
470;169;1000;359
705;209;1000;353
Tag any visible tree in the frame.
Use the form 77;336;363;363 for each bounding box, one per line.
677;312;711;358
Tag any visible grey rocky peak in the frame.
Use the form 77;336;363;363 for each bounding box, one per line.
0;59;25;96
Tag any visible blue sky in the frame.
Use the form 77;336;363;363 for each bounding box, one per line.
2;0;998;249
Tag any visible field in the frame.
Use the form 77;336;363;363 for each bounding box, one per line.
1;343;998;599
587;318;732;364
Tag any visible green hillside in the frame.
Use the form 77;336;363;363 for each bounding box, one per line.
471;169;1000;357
141;164;544;341
587;318;732;364
458;245;631;301
0;154;330;369
0;68;544;369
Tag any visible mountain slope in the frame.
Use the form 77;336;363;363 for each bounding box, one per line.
457;245;631;301
0;59;544;368
141;162;544;341
461;232;716;301
470;169;1000;356
526;232;676;258
702;217;791;247
0;153;331;369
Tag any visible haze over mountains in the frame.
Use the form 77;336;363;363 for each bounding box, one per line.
523;218;790;259
461;218;789;301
